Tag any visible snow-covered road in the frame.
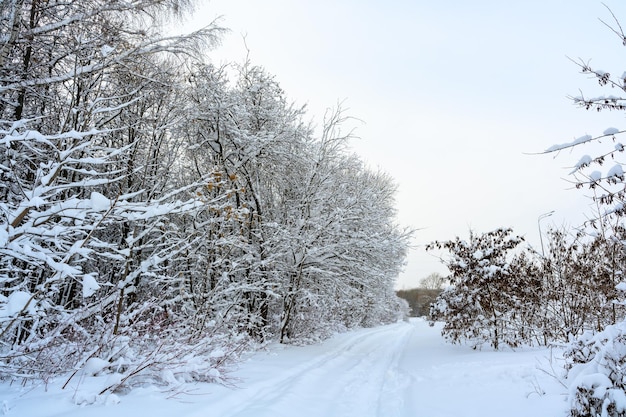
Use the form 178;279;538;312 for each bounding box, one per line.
1;319;567;417
199;319;566;417
202;323;415;417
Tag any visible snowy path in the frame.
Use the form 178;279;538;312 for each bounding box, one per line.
201;323;415;417
1;319;567;417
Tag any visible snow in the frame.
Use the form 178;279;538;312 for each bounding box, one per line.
0;226;7;246
0;291;35;318
83;358;111;376
589;170;602;182
604;127;620;135
571;154;592;174
90;192;111;211
82;275;100;298
0;319;567;417
564;322;626;416
545;134;593;152
101;44;114;57
209;349;226;358
607;164;624;179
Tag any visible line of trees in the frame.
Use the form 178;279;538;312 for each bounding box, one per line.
0;0;411;388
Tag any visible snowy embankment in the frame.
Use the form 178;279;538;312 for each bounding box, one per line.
1;319;567;417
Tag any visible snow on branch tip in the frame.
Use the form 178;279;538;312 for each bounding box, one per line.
545;127;623;153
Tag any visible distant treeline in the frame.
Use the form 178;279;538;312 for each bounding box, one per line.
396;289;442;317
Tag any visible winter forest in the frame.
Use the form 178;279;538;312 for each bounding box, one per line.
0;0;410;389
5;1;626;417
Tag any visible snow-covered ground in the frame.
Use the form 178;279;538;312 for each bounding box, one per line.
1;319;567;417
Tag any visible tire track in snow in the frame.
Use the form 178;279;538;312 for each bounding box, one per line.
374;323;414;416
322;321;413;417
197;321;415;417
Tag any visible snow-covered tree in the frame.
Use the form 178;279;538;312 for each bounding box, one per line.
427;228;528;349
180;61;411;345
0;0;221;380
1;0;412;389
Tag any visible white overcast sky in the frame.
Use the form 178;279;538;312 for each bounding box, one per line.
181;0;626;288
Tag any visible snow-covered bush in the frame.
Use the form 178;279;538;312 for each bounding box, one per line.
538;228;626;344
427;228;530;349
564;322;626;417
428;222;626;350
